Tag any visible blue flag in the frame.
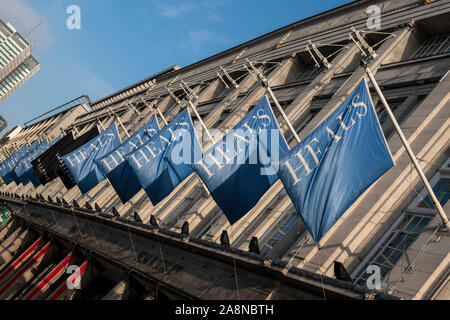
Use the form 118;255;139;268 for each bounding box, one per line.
14;136;62;187
0;146;27;183
96;116;160;203
278;79;394;243
14;140;49;186
0;141;40;184
125;109;201;205
61;123;121;194
192;96;289;224
0;155;22;185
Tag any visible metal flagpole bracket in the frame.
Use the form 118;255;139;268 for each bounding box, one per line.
360;59;369;70
141;96;168;126
180;83;190;98
219;66;239;89
126;99;141;116
167;87;181;105
305;40;332;69
246;58;301;143
109;107;130;138
217;72;230;89
350;27;377;59
140;96;156;113
360;30;396;50
306;44;320;68
363;62;450;230
181;81;199;100
245;59;267;84
243;64;259;82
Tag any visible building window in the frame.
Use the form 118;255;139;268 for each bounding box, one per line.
352;157;450;288
260;212;301;257
354;213;432;286
410;33;450;60
294;61;325;83
376;101;402;125
418;178;450;209
297;109;319;133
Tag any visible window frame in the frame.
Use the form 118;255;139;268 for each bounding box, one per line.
351;156;450;285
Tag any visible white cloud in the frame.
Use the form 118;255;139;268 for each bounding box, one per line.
202;0;231;22
151;0;232;21
0;0;53;51
156;2;195;18
186;30;225;48
180;29;228;59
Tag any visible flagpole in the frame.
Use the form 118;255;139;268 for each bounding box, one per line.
115;115;130;138
265;86;301;143
187;99;215;144
185;98;214;197
141;98;168;126
72;125;80;137
156;106;168;126
96;119;106;132
108;107;130;138
363;62;449;230
245;59;300;143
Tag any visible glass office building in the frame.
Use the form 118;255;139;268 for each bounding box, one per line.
0;19;39;104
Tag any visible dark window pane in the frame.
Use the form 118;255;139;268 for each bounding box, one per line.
419;179;450;209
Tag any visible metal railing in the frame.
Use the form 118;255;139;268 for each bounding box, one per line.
24;95;91;128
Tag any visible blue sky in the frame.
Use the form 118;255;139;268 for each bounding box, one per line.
0;0;353;133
